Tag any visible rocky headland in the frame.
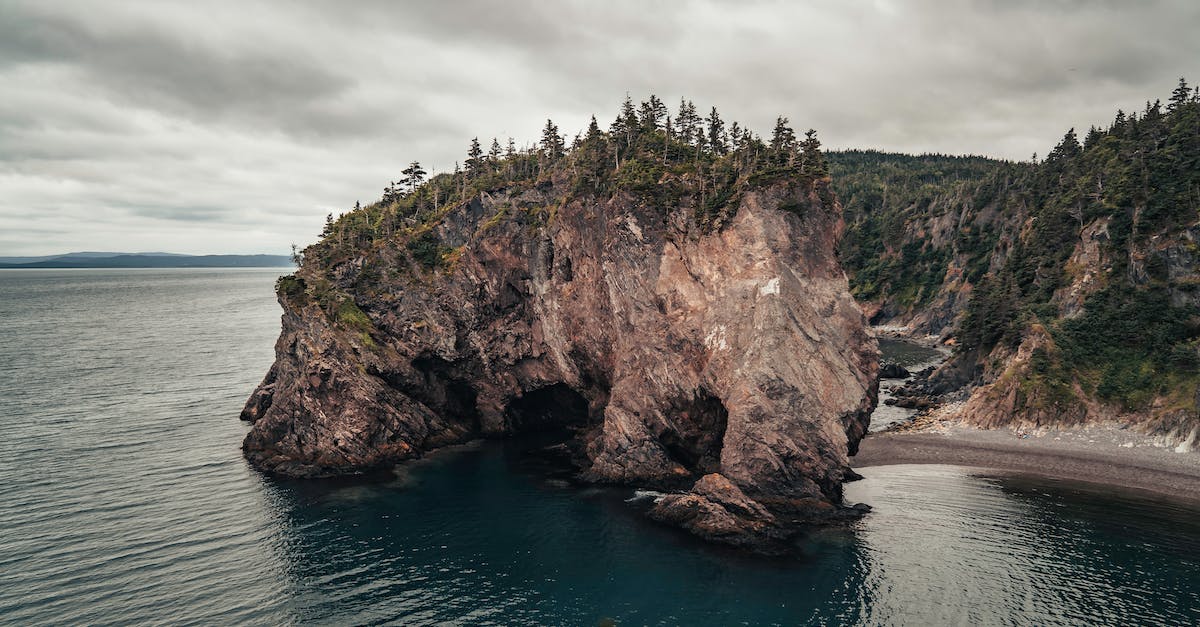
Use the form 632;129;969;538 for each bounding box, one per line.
241;107;878;551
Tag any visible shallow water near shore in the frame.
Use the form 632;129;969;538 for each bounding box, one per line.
871;337;945;432
2;269;1198;625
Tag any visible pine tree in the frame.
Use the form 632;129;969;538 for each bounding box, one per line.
488;138;502;163
770;116;796;160
541;119;565;159
607;94;639;149
465;138;484;178
706;107;726;155
1048;128;1082;162
800;129;827;174
639;94;667;132
693;126;707;162
676;99;700;146
1144;99;1163;120
401;161;427;193
609;97;631;148
585;115;603;143
1168;77;1191;112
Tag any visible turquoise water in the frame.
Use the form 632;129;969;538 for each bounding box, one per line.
1;269;1197;626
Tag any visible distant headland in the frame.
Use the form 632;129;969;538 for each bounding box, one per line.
0;252;294;269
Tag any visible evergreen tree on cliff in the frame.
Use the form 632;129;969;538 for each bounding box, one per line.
800;129;827;174
1169;77;1191;112
676;99;700;147
612;94;639;149
706;107;727;155
585;115;603;143
541;119;565;160
1047;127;1082;163
401;161;426;193
770;117;796;165
465;137;485;178
639;95;667;132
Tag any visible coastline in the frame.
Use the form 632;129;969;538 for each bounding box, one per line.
853;420;1200;503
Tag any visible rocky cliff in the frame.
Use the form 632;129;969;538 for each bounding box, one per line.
836;83;1200;447
241;108;878;549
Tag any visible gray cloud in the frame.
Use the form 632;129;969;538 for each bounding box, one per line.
1;0;1198;255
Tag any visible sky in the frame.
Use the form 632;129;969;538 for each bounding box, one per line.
2;1;1198;256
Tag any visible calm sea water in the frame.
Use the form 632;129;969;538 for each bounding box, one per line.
1;269;1198;626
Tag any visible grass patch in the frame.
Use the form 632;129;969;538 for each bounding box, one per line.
334;298;374;333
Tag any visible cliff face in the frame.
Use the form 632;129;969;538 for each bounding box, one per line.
242;172;878;546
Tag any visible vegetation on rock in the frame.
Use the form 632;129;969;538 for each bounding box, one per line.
302;95;829;274
835;79;1200;427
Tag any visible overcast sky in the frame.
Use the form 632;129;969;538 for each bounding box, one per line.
2;0;1198;256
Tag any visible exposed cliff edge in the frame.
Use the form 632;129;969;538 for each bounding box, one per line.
240;107;878;549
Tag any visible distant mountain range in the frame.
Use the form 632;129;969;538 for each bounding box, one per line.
0;252;294;268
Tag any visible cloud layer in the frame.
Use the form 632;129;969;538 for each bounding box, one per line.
3;0;1198;255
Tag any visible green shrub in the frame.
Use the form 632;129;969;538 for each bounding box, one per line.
407;231;448;269
276;275;306;300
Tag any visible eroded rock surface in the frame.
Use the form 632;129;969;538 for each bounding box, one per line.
648;473;780;549
241;174;878;547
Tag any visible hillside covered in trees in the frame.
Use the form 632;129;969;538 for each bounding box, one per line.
834;79;1200;438
830;150;1026;328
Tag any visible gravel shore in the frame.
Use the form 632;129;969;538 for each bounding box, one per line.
853;420;1200;502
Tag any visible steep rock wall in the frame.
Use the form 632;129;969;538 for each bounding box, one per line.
241;174;878;546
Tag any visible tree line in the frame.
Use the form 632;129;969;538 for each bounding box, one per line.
317;94;832;251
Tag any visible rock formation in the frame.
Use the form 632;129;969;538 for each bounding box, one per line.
241;170;878;549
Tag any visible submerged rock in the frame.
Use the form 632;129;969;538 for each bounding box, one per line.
241;172;878;548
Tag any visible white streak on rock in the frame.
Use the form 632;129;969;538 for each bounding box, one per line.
758;277;780;297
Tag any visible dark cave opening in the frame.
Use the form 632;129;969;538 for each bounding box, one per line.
501;383;594;479
504;383;590;434
658;388;728;476
408;355;481;432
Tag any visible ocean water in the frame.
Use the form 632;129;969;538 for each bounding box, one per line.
1;268;1198;626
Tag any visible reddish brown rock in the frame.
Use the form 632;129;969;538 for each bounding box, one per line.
241;172;878;546
647;473;781;549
